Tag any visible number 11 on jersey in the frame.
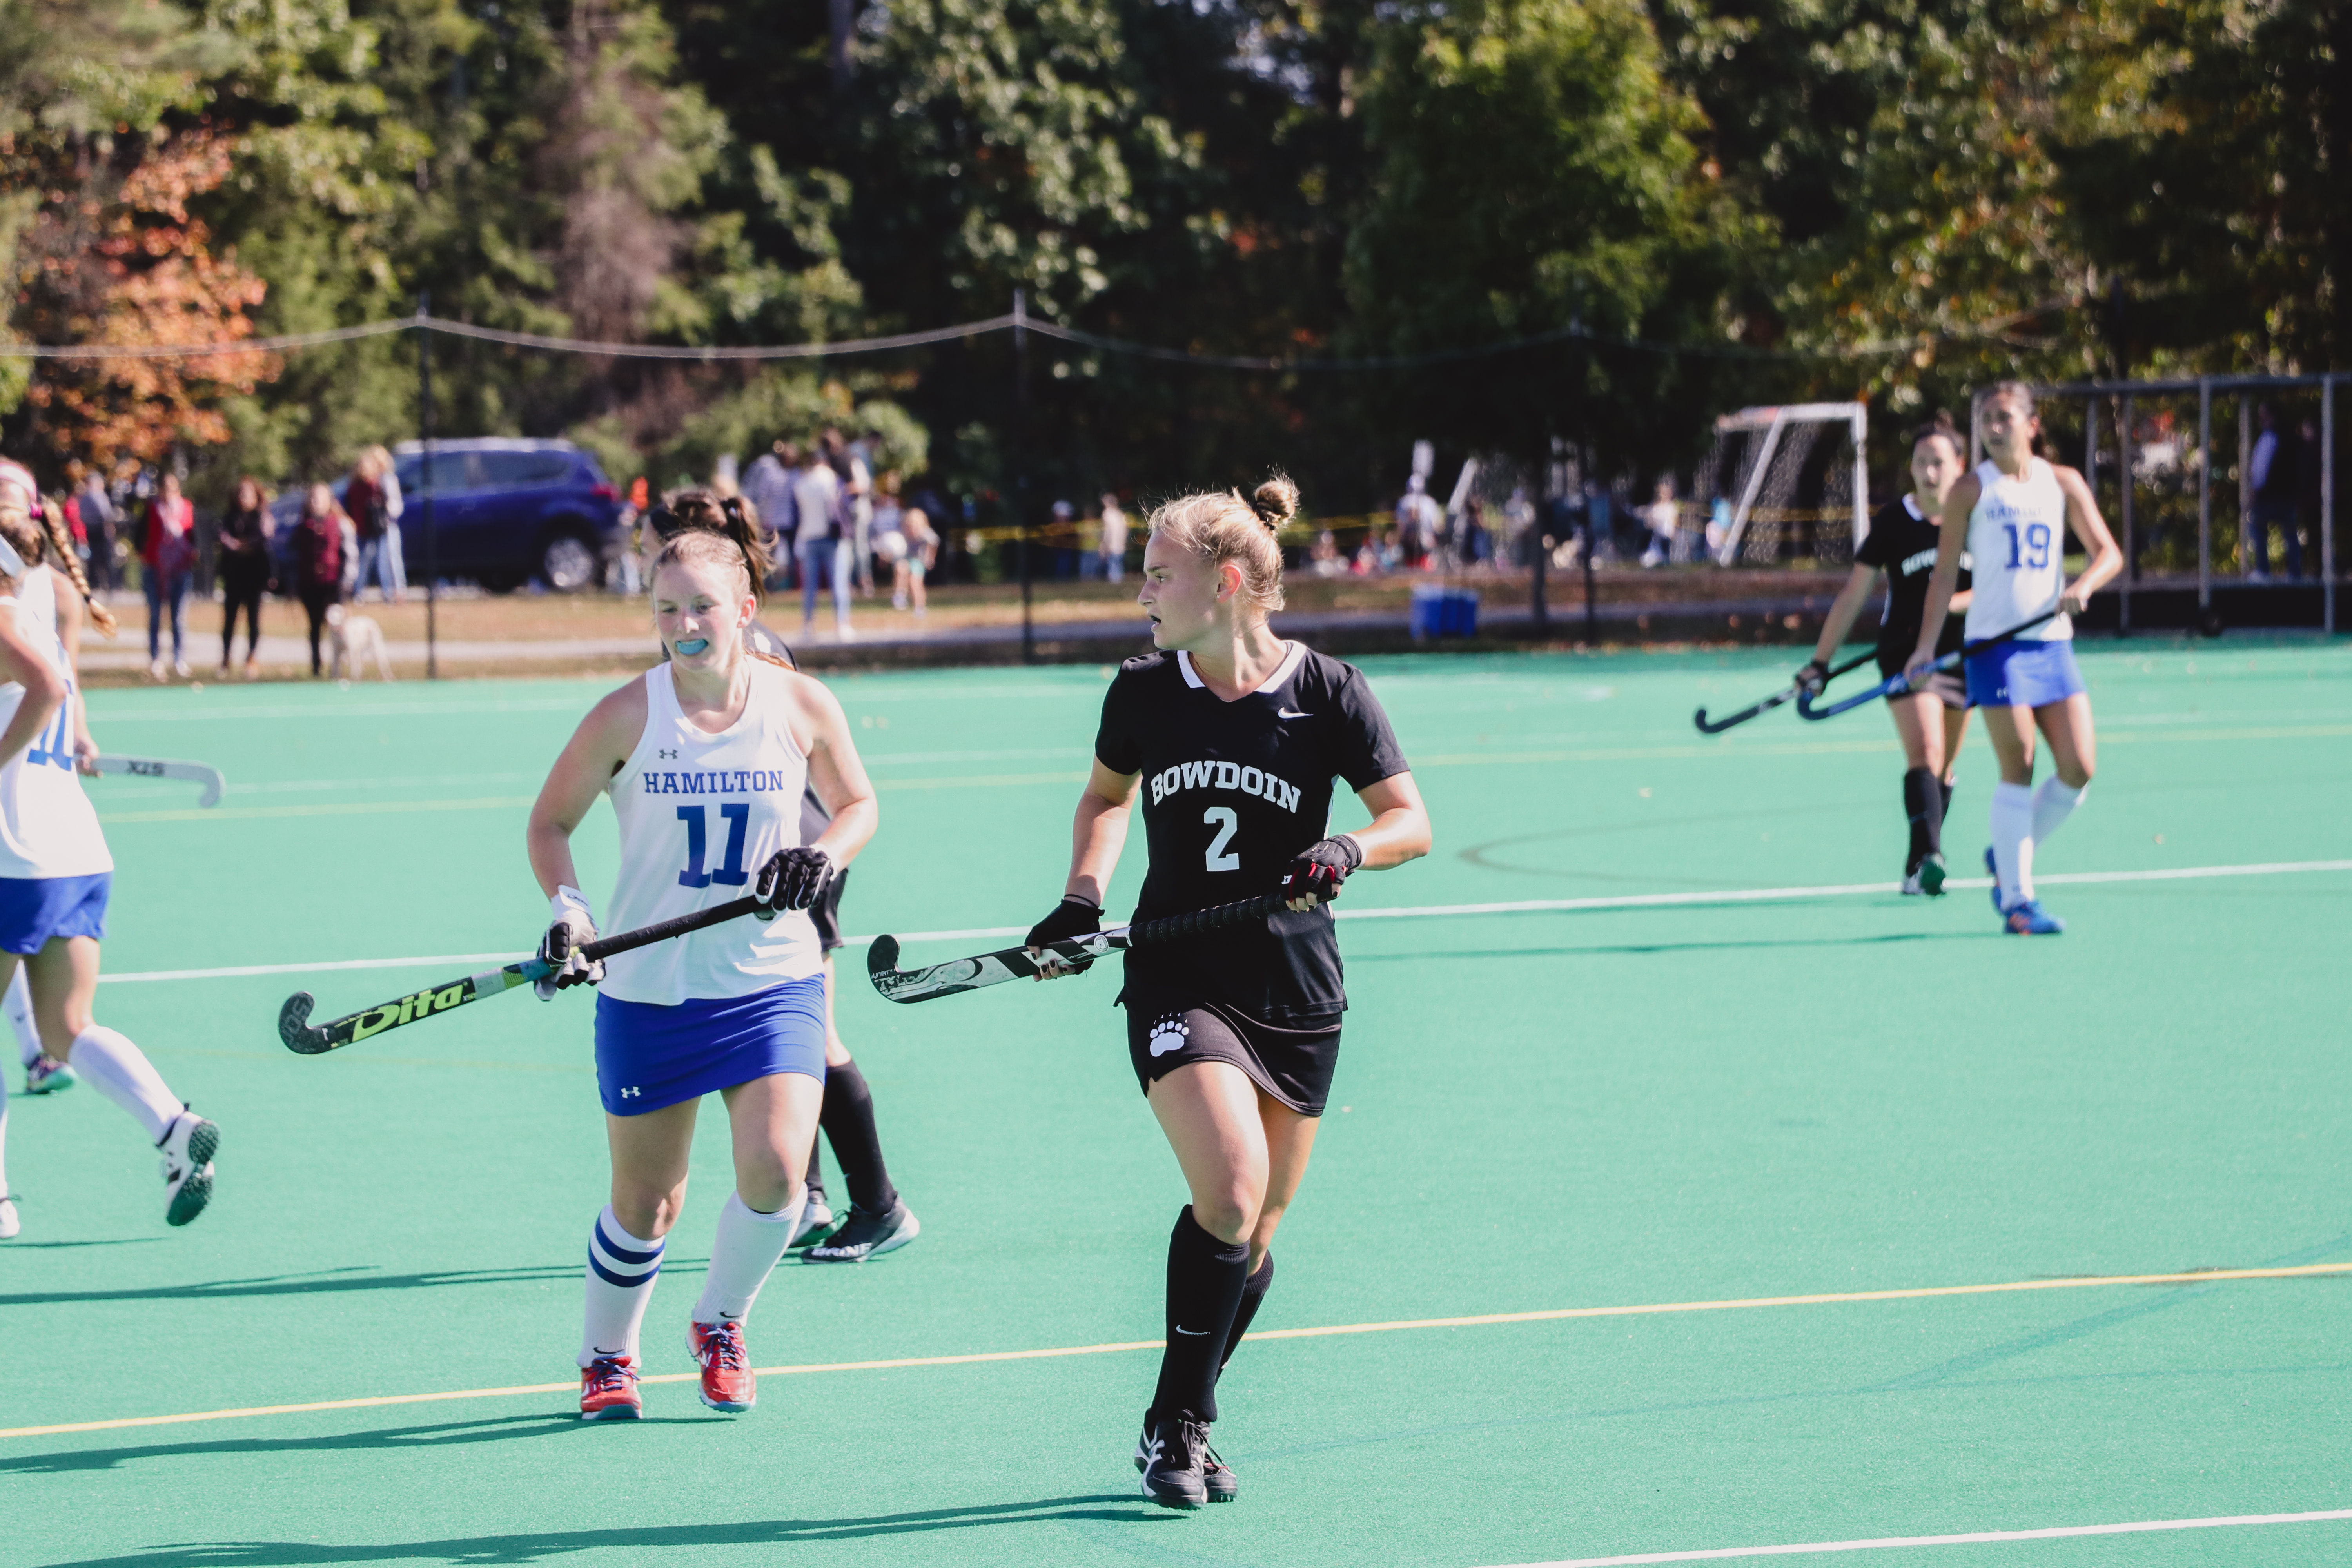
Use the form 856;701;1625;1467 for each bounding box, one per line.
677;802;751;888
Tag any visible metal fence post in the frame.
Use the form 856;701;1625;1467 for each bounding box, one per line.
2118;394;2135;634
2326;376;2337;635
2238;393;2253;580
2197;378;2212;613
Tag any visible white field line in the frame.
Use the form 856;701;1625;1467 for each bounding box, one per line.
1481;1508;2352;1567
95;858;2352;984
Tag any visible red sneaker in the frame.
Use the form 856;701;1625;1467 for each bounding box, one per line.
579;1354;641;1421
688;1320;755;1412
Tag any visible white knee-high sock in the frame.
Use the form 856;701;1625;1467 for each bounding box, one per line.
8;968;38;1069
70;1026;182;1143
582;1205;665;1367
693;1190;805;1327
2031;777;2088;847
0;1064;11;1196
1989;781;2036;904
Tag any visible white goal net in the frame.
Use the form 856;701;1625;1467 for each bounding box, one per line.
1693;402;1868;567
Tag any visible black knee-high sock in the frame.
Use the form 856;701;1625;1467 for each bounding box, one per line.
1902;767;1944;865
820;1058;898;1216
804;1143;827;1205
1940;777;1955;824
1151;1207;1250;1424
1218;1252;1275;1376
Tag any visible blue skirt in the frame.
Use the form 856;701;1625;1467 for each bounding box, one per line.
0;874;110;955
592;975;828;1116
1965;639;2085;709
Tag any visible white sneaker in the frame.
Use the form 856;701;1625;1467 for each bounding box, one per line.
158;1111;220;1227
835;622;856;642
147;658;166;682
0;1193;18;1240
172;659;191;679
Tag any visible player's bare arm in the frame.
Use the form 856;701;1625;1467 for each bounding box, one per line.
2053;465;2122;613
528;679;649;900
1909;472;1982;677
788;671;878;870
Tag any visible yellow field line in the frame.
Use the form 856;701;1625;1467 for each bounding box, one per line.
5;1261;2344;1443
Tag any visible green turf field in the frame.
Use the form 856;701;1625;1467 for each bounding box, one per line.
7;639;2350;1568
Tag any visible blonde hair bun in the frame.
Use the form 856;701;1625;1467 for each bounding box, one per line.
1250;475;1299;529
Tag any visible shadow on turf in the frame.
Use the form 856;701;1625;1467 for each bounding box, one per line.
0;1260;703;1310
1354;930;2002;963
35;1494;1164;1565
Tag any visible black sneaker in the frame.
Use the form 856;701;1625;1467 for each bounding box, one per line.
1139;1413;1210;1509
1136;1417;1235;1503
802;1200;919;1263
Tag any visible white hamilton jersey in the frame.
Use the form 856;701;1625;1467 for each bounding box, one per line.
0;592;111;880
599;659;821;1005
1964;458;2071;642
17;565;56;651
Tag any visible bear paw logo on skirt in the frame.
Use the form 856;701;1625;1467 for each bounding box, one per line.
1148;1016;1191;1058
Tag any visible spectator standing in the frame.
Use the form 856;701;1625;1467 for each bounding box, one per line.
1704;495;1733;559
142;471;198;680
216;477;273;679
898;503;938;616
1049;499;1078;579
373;445;407;602
67;463;118;591
824;428;873;598
1098;493;1129;583
2247;403;2300;581
795;443;849;638
1395;475;1441;570
291;483;347;678
1639;477;1679;568
870;477;909;608
743;440;796;563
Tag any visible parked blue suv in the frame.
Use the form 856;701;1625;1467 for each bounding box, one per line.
272;439;629;592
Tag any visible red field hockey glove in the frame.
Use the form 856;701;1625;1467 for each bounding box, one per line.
1279;836;1363;908
756;846;835;913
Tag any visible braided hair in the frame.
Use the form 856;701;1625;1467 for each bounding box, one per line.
37;498;116;636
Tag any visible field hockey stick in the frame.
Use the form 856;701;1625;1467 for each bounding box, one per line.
279;894;771;1055
867;892;1294;1005
1795;608;2063;721
1693;649;1876;735
93;754;225;808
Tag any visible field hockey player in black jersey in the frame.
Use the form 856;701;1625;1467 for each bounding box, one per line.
1795;413;1974;894
1025;477;1432;1510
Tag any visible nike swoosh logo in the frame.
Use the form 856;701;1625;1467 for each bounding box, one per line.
1278;708;1311;719
1173;1325;1209;1336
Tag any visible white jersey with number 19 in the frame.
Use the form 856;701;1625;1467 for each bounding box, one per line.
599;659;821;1006
1963;457;2071;644
0;592;111;880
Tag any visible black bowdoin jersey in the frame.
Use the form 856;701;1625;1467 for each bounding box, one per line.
1096;643;1408;1023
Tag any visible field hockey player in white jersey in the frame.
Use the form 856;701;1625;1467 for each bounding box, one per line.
8;492;118;1100
526;510;878;1421
0;495;215;1240
1909;380;2121;935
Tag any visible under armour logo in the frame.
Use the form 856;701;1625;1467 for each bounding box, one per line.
621;1086;641;1099
658;748;680;759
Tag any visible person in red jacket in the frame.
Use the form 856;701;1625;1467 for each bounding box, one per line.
291;483;347;678
142;473;198;681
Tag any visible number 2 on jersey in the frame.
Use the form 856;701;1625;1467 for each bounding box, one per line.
1203;806;1240;872
677;803;751;888
2001;523;2051;571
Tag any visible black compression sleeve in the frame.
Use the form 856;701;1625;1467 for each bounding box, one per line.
820;1058;899;1216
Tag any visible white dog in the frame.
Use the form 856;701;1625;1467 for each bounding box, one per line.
325;603;394;682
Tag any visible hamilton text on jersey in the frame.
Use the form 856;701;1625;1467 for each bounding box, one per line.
1146;759;1305;814
638;768;800;797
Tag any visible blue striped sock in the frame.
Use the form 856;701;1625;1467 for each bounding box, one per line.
581;1205;664;1367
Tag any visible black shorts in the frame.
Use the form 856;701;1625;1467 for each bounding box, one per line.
1876;652;1970;710
811;867;849;953
1122;992;1341;1117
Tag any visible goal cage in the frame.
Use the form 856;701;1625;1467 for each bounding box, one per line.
1693;402;1869;568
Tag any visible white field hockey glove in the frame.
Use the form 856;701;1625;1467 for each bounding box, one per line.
536;886;604;1000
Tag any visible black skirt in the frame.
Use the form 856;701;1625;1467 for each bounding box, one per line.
1121;989;1341;1116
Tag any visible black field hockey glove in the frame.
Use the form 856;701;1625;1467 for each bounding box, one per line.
1279;835;1364;908
1795;659;1829;697
756;845;835;913
1025;895;1102;973
536;887;605;1000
